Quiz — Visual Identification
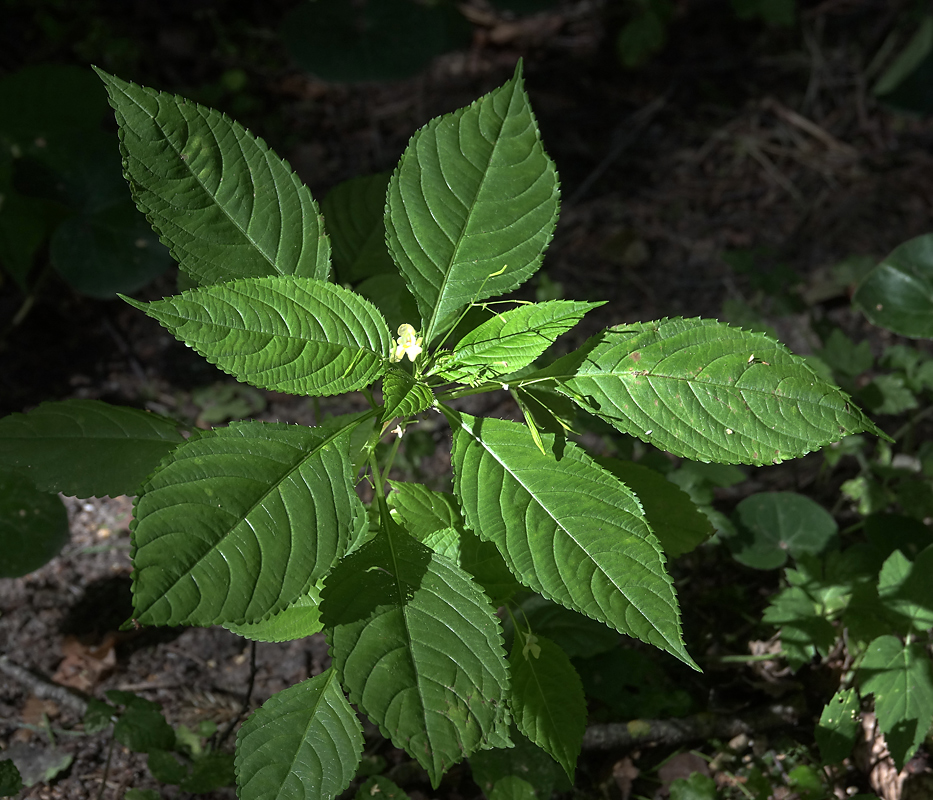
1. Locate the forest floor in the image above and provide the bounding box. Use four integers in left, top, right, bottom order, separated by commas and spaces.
3, 2, 933, 799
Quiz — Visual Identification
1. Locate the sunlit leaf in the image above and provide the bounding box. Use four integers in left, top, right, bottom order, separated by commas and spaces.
321, 519, 511, 787
448, 411, 695, 669
386, 61, 559, 343
533, 318, 880, 465
95, 68, 330, 285
123, 277, 390, 397
235, 669, 363, 800
132, 419, 364, 627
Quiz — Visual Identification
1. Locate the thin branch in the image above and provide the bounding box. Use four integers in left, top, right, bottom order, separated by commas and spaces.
0, 655, 89, 717
582, 702, 801, 751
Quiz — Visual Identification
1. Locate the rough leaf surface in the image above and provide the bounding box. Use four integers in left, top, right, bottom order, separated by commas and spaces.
448, 412, 695, 668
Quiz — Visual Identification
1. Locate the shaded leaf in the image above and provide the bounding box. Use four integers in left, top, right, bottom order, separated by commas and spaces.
877, 547, 933, 634
854, 234, 933, 339
321, 519, 511, 787
508, 633, 586, 780
595, 458, 714, 557
0, 399, 183, 498
505, 595, 618, 660
534, 318, 880, 465
816, 688, 860, 764
132, 419, 363, 627
859, 635, 933, 769
726, 492, 838, 570
323, 173, 394, 283
447, 411, 695, 669
470, 731, 562, 800
0, 471, 69, 578
235, 669, 363, 800
386, 61, 559, 343
355, 776, 411, 800
95, 68, 330, 285
123, 277, 390, 397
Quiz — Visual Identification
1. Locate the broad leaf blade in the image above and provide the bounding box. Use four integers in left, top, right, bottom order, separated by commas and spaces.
854, 234, 933, 338
386, 61, 559, 343
859, 635, 933, 769
508, 633, 586, 780
224, 582, 323, 643
448, 411, 695, 669
595, 458, 714, 558
444, 300, 603, 380
536, 318, 880, 465
382, 371, 435, 422
0, 399, 184, 498
877, 546, 933, 634
320, 519, 511, 787
132, 419, 364, 627
95, 68, 330, 285
0, 470, 69, 578
235, 668, 363, 800
389, 481, 520, 604
816, 688, 860, 764
323, 173, 394, 284
124, 277, 390, 397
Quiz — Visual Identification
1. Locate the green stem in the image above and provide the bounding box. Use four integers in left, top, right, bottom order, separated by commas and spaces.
436, 382, 502, 403
368, 450, 392, 524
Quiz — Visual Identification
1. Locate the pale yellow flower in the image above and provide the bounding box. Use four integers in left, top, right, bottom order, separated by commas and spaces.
390, 323, 423, 363
522, 632, 541, 660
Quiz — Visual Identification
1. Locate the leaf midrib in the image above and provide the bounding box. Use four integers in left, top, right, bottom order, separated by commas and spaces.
115, 81, 282, 274
424, 82, 519, 344
458, 420, 678, 646
139, 414, 373, 622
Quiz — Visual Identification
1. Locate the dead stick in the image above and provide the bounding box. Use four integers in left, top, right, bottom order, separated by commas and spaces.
0, 655, 89, 717
583, 702, 802, 751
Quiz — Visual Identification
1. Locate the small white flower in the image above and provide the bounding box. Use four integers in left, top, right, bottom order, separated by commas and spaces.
390, 323, 423, 363
522, 632, 541, 660
391, 424, 404, 438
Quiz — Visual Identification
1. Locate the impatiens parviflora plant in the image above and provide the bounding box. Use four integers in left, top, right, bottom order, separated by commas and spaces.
0, 62, 882, 799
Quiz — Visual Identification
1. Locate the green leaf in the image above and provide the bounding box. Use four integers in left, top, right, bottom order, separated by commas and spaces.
818, 329, 874, 378
858, 635, 933, 769
0, 470, 69, 578
82, 698, 114, 734
355, 273, 420, 334
147, 749, 188, 785
508, 633, 586, 780
726, 492, 838, 570
877, 547, 933, 634
323, 173, 394, 284
0, 760, 23, 797
816, 688, 860, 764
95, 68, 330, 286
382, 370, 435, 422
874, 16, 933, 96
440, 300, 604, 381
470, 730, 562, 800
0, 399, 184, 497
386, 61, 560, 343
388, 481, 520, 604
132, 419, 364, 627
110, 694, 175, 754
854, 234, 933, 338
595, 458, 714, 558
224, 582, 324, 643
320, 518, 511, 787
534, 318, 881, 465
180, 751, 236, 793
355, 776, 411, 800
670, 773, 718, 800
762, 586, 836, 670
447, 411, 696, 669
124, 791, 160, 800
235, 669, 363, 800
123, 277, 390, 397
